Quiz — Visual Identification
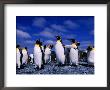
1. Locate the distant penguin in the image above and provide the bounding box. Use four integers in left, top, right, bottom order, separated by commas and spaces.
44, 44, 53, 64
68, 39, 80, 66
65, 47, 70, 65
22, 47, 28, 65
34, 40, 43, 69
55, 36, 65, 65
29, 54, 34, 63
87, 46, 94, 66
16, 45, 21, 68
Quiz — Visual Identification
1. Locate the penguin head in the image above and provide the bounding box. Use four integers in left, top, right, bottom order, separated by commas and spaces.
56, 36, 62, 41
35, 39, 42, 47
25, 47, 27, 50
87, 45, 93, 51
50, 45, 53, 49
46, 44, 53, 49
16, 44, 20, 49
68, 39, 76, 44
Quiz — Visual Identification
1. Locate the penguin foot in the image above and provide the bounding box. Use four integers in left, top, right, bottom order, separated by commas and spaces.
88, 64, 94, 67
70, 64, 78, 67
58, 63, 65, 67
20, 65, 24, 69
17, 67, 21, 70
34, 66, 39, 70
61, 64, 65, 67
41, 65, 44, 69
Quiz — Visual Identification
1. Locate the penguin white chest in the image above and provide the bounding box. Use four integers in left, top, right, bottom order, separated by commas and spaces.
87, 50, 94, 64
30, 54, 34, 63
55, 41, 65, 64
16, 49, 21, 68
44, 48, 51, 63
34, 46, 42, 68
22, 50, 28, 64
69, 48, 78, 65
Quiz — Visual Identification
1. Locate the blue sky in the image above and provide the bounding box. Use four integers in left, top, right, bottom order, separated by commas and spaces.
16, 16, 94, 54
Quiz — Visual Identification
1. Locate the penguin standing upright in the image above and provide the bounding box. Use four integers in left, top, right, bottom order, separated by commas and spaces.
67, 39, 80, 66
34, 40, 43, 69
44, 44, 53, 64
29, 54, 34, 63
87, 46, 94, 66
55, 36, 65, 65
16, 45, 21, 69
22, 47, 28, 65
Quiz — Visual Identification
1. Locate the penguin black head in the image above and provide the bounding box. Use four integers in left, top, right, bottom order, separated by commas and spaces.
35, 39, 42, 47
36, 40, 40, 44
50, 45, 53, 49
56, 36, 61, 40
25, 47, 27, 50
16, 44, 20, 48
87, 45, 93, 51
68, 39, 76, 43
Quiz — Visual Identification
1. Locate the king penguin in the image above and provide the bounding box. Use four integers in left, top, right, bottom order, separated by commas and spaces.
29, 54, 34, 63
22, 47, 28, 65
44, 44, 53, 64
55, 36, 65, 66
87, 46, 94, 66
34, 40, 43, 69
16, 45, 21, 69
68, 39, 80, 66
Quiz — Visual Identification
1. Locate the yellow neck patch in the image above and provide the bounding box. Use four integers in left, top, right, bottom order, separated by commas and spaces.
35, 44, 40, 47
22, 48, 26, 51
92, 48, 95, 51
16, 48, 19, 52
72, 43, 77, 48
57, 40, 61, 42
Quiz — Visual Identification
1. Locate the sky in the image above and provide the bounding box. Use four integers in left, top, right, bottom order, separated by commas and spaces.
16, 16, 94, 54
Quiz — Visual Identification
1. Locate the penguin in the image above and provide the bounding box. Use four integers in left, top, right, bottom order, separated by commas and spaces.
82, 50, 88, 62
16, 44, 21, 69
55, 36, 65, 66
44, 44, 53, 64
64, 47, 70, 65
34, 40, 43, 69
87, 45, 94, 66
68, 39, 80, 66
22, 47, 28, 65
29, 54, 34, 63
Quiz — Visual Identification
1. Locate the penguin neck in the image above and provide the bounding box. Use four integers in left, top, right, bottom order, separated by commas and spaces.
92, 48, 95, 51
22, 48, 26, 52
57, 39, 62, 44
72, 43, 77, 49
16, 48, 19, 52
35, 44, 40, 47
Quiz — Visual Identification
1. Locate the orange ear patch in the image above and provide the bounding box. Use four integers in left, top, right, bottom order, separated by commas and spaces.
72, 44, 77, 48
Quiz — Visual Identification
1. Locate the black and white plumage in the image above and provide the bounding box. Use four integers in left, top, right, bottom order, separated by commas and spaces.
65, 39, 80, 66
22, 47, 28, 65
34, 40, 43, 69
87, 46, 94, 65
55, 36, 65, 65
16, 45, 21, 68
29, 54, 34, 63
44, 45, 53, 64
